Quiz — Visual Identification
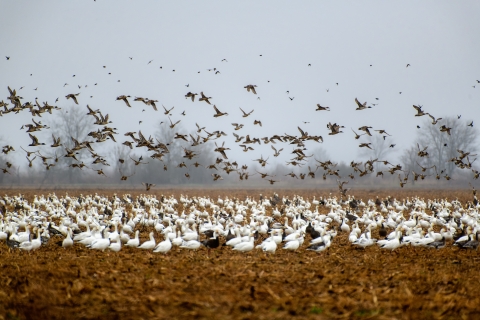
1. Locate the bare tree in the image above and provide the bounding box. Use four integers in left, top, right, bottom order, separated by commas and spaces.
358, 134, 396, 170
42, 108, 96, 183
416, 116, 478, 176
147, 122, 216, 185
112, 144, 136, 185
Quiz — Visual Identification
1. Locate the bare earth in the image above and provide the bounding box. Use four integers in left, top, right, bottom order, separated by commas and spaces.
0, 188, 479, 320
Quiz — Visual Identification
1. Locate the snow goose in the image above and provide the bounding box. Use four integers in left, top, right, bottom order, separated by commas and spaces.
348, 230, 358, 243
340, 219, 350, 233
232, 233, 254, 252
225, 228, 242, 247
153, 235, 172, 254
180, 237, 201, 250
352, 236, 376, 248
379, 230, 402, 251
125, 230, 140, 248
19, 234, 35, 252
307, 238, 331, 253
90, 238, 110, 251
425, 228, 442, 241
119, 229, 131, 244
0, 229, 7, 241
256, 230, 279, 249
411, 233, 435, 247
31, 229, 42, 250
62, 228, 74, 248
262, 237, 277, 254
138, 232, 156, 250
283, 233, 302, 251
108, 235, 122, 252
283, 217, 295, 235
172, 231, 183, 246
283, 230, 302, 242
73, 224, 92, 242
182, 223, 198, 241
154, 219, 165, 233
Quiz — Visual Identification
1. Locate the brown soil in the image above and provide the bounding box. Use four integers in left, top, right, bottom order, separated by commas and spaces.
0, 188, 479, 320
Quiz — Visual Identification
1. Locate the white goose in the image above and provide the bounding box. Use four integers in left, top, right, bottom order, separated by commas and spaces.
379, 230, 402, 251
125, 230, 140, 247
108, 235, 122, 252
62, 228, 74, 248
138, 232, 156, 250
232, 233, 254, 252
153, 236, 172, 254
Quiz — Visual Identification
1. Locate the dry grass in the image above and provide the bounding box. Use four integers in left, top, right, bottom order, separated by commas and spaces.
0, 188, 479, 320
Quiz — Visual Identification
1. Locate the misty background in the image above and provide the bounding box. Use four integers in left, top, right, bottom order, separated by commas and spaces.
0, 1, 479, 188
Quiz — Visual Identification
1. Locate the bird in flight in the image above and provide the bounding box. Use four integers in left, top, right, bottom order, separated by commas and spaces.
65, 93, 80, 105
199, 92, 212, 104
116, 95, 131, 107
358, 126, 373, 136
240, 107, 254, 117
355, 98, 371, 110
185, 92, 198, 102
244, 84, 257, 94
162, 105, 174, 115
142, 182, 155, 191
413, 105, 427, 117
168, 116, 181, 129
351, 128, 364, 140
316, 104, 330, 111
213, 105, 228, 117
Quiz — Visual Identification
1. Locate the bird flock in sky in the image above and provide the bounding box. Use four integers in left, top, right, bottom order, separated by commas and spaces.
1, 56, 479, 192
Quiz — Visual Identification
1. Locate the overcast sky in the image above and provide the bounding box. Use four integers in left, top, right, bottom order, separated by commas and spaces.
1, 1, 479, 169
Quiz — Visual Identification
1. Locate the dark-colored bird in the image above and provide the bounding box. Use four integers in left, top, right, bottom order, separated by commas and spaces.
142, 182, 155, 191
213, 105, 228, 117
199, 92, 212, 104
355, 98, 371, 110
316, 104, 330, 111
244, 84, 257, 94
65, 93, 80, 105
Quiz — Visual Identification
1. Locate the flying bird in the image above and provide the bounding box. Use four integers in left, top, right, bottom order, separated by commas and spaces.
316, 104, 330, 111
358, 126, 373, 136
244, 84, 257, 94
162, 105, 174, 115
65, 93, 80, 105
213, 105, 228, 117
185, 92, 197, 102
240, 107, 254, 117
199, 92, 212, 104
142, 182, 155, 191
355, 98, 371, 110
413, 105, 427, 117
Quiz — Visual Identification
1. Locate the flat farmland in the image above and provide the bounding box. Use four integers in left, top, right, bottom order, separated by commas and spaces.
0, 188, 479, 320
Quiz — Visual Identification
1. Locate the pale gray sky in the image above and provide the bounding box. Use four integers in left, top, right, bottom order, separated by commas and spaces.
1, 1, 480, 168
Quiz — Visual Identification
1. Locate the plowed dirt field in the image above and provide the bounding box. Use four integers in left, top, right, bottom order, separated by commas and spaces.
0, 188, 479, 320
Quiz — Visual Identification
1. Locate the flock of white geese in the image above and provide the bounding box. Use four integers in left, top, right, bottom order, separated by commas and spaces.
1, 192, 479, 254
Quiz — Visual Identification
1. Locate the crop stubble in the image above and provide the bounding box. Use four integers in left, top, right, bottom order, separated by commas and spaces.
0, 188, 479, 320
